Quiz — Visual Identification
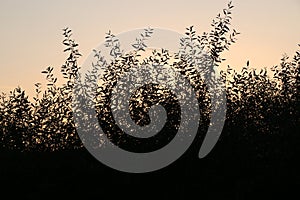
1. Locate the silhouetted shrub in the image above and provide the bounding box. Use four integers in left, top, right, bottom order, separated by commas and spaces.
0, 2, 299, 160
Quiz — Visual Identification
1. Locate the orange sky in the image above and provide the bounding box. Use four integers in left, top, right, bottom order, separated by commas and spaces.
0, 0, 299, 97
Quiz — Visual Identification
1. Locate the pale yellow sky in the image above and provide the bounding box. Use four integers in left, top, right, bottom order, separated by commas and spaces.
0, 0, 299, 97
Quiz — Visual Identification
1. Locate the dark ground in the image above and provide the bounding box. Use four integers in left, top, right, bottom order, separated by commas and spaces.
1, 135, 299, 200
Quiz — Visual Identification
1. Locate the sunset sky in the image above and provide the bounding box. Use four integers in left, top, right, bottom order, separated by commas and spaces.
0, 0, 299, 97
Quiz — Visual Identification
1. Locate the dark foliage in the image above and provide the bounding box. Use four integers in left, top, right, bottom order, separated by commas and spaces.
0, 2, 299, 163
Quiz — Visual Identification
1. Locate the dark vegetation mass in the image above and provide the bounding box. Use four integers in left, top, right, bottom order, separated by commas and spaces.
0, 2, 299, 157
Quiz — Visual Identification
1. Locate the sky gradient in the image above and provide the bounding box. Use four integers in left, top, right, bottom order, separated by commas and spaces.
0, 0, 299, 97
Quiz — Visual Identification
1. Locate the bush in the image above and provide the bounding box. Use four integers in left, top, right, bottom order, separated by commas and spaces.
0, 2, 299, 158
